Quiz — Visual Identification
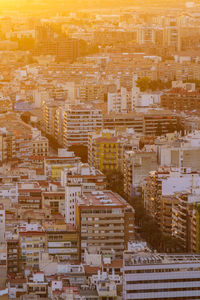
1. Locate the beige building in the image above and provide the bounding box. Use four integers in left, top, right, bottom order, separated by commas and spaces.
18, 223, 46, 270
76, 190, 135, 261
63, 105, 103, 147
0, 129, 16, 162
124, 150, 157, 198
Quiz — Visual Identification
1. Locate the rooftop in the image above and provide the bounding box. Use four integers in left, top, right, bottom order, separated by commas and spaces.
79, 190, 133, 209
124, 252, 200, 267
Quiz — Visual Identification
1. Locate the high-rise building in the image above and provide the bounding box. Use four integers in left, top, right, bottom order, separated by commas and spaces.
63, 105, 103, 147
123, 249, 200, 300
76, 190, 135, 260
7, 239, 20, 275
124, 150, 157, 198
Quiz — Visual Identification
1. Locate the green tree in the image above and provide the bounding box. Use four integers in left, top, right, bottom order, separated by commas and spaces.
136, 77, 151, 92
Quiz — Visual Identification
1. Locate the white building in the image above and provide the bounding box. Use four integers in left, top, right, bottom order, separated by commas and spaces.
0, 204, 5, 242
172, 80, 196, 91
108, 87, 131, 113
0, 183, 18, 203
136, 26, 156, 44
61, 163, 106, 192
158, 131, 200, 170
135, 92, 161, 108
63, 105, 103, 147
65, 184, 82, 225
123, 250, 200, 300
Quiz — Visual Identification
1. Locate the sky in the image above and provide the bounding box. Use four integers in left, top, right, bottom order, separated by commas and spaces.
0, 0, 187, 10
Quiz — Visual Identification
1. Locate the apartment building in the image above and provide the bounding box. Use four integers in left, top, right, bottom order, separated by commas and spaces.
26, 273, 48, 298
18, 223, 46, 270
103, 111, 177, 135
88, 130, 124, 173
124, 150, 157, 198
54, 106, 64, 145
107, 87, 135, 113
44, 150, 81, 180
190, 202, 200, 253
136, 26, 156, 45
0, 204, 5, 242
158, 131, 200, 170
61, 163, 107, 192
163, 25, 181, 51
161, 89, 200, 111
123, 250, 200, 300
78, 84, 105, 102
170, 191, 200, 252
63, 105, 103, 147
15, 131, 32, 161
159, 145, 200, 170
103, 113, 144, 133
18, 183, 42, 209
42, 192, 65, 215
43, 221, 80, 262
143, 167, 200, 233
7, 239, 20, 275
0, 129, 16, 162
172, 80, 196, 91
144, 113, 177, 135
158, 60, 200, 82
43, 102, 58, 136
32, 136, 48, 157
65, 184, 82, 226
76, 190, 135, 260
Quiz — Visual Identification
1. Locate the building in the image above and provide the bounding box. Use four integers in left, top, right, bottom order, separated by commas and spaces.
18, 223, 46, 270
43, 221, 80, 262
88, 130, 124, 173
171, 192, 200, 252
7, 239, 20, 275
172, 80, 196, 91
56, 38, 79, 63
103, 111, 177, 135
75, 190, 135, 260
136, 26, 156, 45
161, 89, 200, 111
107, 87, 134, 114
63, 105, 103, 147
27, 272, 48, 298
65, 184, 82, 226
124, 150, 157, 198
158, 131, 200, 170
61, 163, 107, 192
31, 129, 49, 157
78, 84, 105, 103
163, 17, 181, 51
0, 129, 16, 162
44, 149, 81, 180
0, 204, 5, 242
42, 192, 65, 215
18, 183, 42, 210
123, 250, 200, 300
143, 167, 200, 232
43, 102, 58, 137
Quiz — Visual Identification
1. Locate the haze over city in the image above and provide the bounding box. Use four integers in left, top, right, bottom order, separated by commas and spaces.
0, 0, 200, 299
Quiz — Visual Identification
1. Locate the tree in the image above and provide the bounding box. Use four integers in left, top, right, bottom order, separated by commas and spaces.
136, 77, 151, 92
105, 170, 125, 197
131, 195, 185, 253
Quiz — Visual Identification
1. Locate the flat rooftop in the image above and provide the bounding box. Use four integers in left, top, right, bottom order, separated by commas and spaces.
124, 252, 200, 267
79, 190, 132, 209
